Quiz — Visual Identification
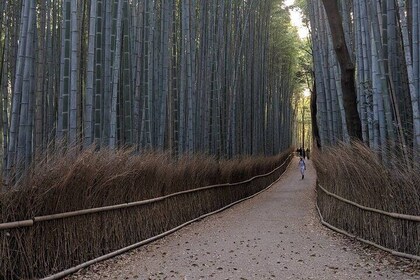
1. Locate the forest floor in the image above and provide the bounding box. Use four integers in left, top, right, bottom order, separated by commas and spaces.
68, 157, 419, 280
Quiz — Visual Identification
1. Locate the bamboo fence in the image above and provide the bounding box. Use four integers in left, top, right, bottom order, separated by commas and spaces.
0, 154, 292, 279
317, 184, 420, 260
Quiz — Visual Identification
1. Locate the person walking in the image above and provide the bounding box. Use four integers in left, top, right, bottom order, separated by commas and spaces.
298, 157, 306, 179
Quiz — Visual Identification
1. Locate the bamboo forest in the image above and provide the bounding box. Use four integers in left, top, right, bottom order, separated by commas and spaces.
308, 0, 420, 161
0, 0, 301, 185
0, 0, 419, 279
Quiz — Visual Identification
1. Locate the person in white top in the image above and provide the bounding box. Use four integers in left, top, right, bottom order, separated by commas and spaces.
298, 157, 306, 179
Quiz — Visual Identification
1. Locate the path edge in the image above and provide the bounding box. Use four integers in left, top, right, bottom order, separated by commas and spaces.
42, 159, 294, 280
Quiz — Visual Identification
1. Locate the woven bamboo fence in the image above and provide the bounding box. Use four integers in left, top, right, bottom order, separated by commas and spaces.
317, 184, 420, 260
0, 154, 292, 279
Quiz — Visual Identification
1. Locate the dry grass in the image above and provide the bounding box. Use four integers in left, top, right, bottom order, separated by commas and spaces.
0, 148, 292, 279
314, 142, 420, 256
1, 148, 290, 221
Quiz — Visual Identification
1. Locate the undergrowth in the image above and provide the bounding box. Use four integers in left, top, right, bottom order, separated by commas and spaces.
314, 142, 419, 257
0, 148, 292, 279
314, 142, 420, 215
0, 148, 292, 223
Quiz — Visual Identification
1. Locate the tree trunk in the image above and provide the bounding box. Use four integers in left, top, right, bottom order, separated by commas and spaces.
396, 0, 420, 158
321, 0, 363, 141
6, 0, 31, 183
69, 0, 79, 146
84, 0, 97, 148
109, 0, 123, 149
310, 81, 322, 148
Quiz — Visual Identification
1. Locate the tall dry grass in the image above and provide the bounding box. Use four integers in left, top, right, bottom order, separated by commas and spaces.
314, 142, 419, 215
0, 148, 292, 279
1, 148, 290, 222
314, 142, 419, 256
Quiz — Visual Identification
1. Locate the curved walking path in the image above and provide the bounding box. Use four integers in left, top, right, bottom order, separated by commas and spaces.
69, 158, 418, 280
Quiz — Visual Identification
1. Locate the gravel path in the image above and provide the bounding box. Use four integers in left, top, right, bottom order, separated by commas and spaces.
69, 157, 419, 280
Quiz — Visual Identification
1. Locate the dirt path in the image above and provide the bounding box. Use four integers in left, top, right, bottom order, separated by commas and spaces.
69, 157, 418, 280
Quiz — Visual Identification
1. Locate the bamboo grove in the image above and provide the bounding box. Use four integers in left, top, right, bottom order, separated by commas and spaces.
0, 0, 300, 185
307, 0, 420, 162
